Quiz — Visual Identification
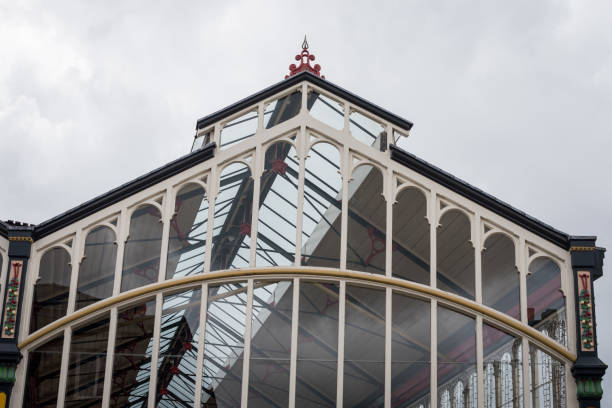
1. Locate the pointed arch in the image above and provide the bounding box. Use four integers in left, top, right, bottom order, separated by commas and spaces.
76, 225, 116, 310
482, 232, 520, 320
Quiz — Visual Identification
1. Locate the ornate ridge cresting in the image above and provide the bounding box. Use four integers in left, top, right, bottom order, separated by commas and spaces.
285, 35, 325, 79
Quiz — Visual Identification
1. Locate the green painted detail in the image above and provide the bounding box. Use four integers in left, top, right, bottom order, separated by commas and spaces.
576, 377, 603, 399
0, 365, 16, 383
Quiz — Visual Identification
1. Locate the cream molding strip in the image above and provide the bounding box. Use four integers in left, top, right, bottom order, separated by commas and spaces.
18, 267, 576, 362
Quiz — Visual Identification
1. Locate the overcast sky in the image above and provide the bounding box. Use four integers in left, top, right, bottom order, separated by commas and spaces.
1, 0, 611, 403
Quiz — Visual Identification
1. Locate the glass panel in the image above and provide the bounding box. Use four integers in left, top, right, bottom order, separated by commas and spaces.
77, 226, 116, 310
248, 280, 293, 407
437, 210, 475, 300
308, 91, 344, 130
156, 288, 202, 406
110, 299, 156, 407
528, 344, 566, 408
483, 234, 520, 320
437, 306, 477, 408
65, 313, 111, 407
121, 205, 163, 292
301, 142, 342, 268
346, 165, 386, 274
202, 282, 248, 407
295, 281, 339, 407
166, 184, 208, 279
527, 258, 566, 346
263, 90, 302, 129
256, 141, 299, 267
23, 334, 63, 407
483, 324, 523, 408
220, 111, 258, 149
192, 131, 212, 152
392, 188, 430, 284
392, 292, 430, 407
344, 285, 385, 407
30, 247, 71, 333
211, 163, 254, 271
349, 110, 385, 148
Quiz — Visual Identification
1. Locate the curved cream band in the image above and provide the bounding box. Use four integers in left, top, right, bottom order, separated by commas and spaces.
19, 267, 576, 362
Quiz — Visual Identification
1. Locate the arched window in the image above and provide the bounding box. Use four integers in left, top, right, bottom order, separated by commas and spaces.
437, 210, 475, 300
166, 183, 208, 279
346, 164, 386, 274
527, 257, 566, 345
30, 247, 71, 333
301, 142, 342, 268
76, 226, 116, 310
121, 205, 163, 292
211, 162, 253, 271
482, 233, 520, 319
256, 141, 299, 266
392, 187, 430, 284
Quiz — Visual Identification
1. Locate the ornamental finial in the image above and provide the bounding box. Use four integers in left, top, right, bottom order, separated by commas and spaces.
285, 35, 324, 79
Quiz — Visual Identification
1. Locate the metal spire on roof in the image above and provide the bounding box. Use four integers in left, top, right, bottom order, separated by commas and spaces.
285, 35, 324, 79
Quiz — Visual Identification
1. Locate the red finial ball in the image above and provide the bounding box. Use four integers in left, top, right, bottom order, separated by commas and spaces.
285, 36, 324, 79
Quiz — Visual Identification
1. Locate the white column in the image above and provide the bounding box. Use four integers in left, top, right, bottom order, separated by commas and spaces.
476, 315, 484, 408
101, 308, 117, 408
294, 125, 307, 266
56, 328, 71, 408
340, 146, 349, 270
194, 283, 208, 407
336, 281, 346, 407
385, 170, 393, 277
250, 148, 262, 267
113, 208, 128, 296
474, 214, 482, 304
431, 300, 438, 408
240, 279, 254, 407
288, 278, 300, 408
384, 287, 392, 408
147, 293, 162, 408
157, 188, 172, 281
430, 192, 438, 288
204, 166, 217, 273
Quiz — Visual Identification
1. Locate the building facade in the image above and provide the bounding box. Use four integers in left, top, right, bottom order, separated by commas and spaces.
0, 43, 606, 407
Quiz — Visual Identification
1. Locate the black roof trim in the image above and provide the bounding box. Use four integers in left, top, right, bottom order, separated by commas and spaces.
33, 143, 216, 240
390, 144, 571, 250
196, 71, 413, 132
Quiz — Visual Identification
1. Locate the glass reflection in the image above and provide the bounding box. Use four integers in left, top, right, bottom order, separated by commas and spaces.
437, 306, 477, 408
527, 258, 566, 346
392, 292, 430, 407
24, 334, 64, 407
121, 205, 163, 292
77, 226, 116, 310
248, 281, 293, 407
392, 188, 430, 284
220, 111, 258, 150
344, 285, 385, 407
437, 210, 475, 300
301, 142, 342, 269
30, 247, 71, 333
65, 313, 110, 407
156, 288, 202, 406
263, 91, 302, 129
110, 299, 156, 407
483, 324, 523, 408
166, 184, 208, 279
211, 163, 253, 271
308, 92, 344, 130
349, 110, 385, 148
346, 165, 386, 274
256, 142, 299, 267
482, 234, 520, 320
295, 282, 339, 407
529, 344, 565, 408
202, 282, 248, 407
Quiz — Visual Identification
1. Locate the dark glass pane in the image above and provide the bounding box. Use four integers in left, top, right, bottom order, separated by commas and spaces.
263, 91, 302, 129
295, 282, 339, 407
256, 141, 298, 267
483, 324, 523, 408
248, 281, 293, 407
65, 313, 111, 407
344, 285, 385, 407
121, 205, 163, 292
202, 282, 248, 407
156, 288, 202, 406
23, 334, 63, 407
346, 165, 386, 274
437, 306, 477, 408
301, 142, 342, 269
30, 247, 71, 333
527, 258, 566, 346
211, 163, 253, 271
110, 299, 156, 407
77, 226, 116, 310
483, 234, 520, 320
392, 188, 430, 284
437, 210, 475, 300
166, 184, 208, 279
528, 343, 565, 408
392, 292, 430, 408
